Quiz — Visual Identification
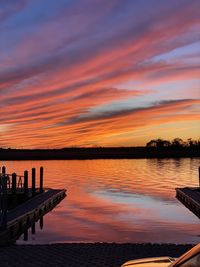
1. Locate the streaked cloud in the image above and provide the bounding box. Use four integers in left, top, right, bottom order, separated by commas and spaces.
0, 0, 199, 148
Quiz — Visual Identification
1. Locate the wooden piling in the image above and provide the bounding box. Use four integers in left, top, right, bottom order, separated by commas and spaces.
31, 223, 36, 234
32, 168, 36, 196
2, 166, 6, 174
40, 166, 44, 193
40, 217, 43, 230
0, 175, 8, 229
24, 229, 28, 241
199, 166, 200, 187
24, 170, 28, 196
12, 173, 17, 195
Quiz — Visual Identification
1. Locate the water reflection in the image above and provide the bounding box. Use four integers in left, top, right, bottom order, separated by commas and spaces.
1, 158, 199, 244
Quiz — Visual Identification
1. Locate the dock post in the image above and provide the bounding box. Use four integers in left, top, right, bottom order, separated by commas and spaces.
31, 223, 36, 234
24, 170, 28, 196
12, 173, 17, 195
40, 216, 44, 230
199, 166, 200, 188
24, 229, 28, 241
2, 166, 6, 174
0, 174, 8, 229
11, 173, 17, 208
32, 168, 36, 196
40, 167, 44, 193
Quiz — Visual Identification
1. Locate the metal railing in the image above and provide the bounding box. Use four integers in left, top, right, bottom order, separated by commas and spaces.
0, 166, 44, 229
0, 173, 24, 193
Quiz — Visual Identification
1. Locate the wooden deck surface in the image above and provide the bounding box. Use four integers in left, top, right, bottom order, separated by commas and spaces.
8, 189, 66, 224
176, 187, 200, 219
177, 187, 200, 204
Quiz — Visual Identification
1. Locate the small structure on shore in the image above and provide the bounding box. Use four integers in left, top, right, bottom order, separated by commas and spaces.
176, 167, 200, 219
0, 166, 66, 246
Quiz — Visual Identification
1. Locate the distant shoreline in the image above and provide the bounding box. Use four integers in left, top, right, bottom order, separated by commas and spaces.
0, 147, 199, 160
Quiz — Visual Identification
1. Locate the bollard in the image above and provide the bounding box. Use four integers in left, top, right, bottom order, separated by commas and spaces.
24, 170, 28, 196
40, 167, 44, 193
12, 173, 17, 195
32, 168, 36, 196
0, 174, 8, 229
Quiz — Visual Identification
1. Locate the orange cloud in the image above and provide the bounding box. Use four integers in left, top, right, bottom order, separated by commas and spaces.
1, 1, 200, 148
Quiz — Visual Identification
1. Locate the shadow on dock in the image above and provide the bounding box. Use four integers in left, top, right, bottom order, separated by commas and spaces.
0, 166, 66, 246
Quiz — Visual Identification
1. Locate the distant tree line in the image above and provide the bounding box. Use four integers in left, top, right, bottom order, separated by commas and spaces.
146, 138, 200, 148
0, 141, 200, 159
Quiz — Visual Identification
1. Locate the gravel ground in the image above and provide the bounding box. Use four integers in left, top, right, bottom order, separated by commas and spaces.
0, 243, 194, 267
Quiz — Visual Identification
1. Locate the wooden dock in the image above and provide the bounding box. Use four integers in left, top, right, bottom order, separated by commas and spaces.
0, 166, 66, 246
176, 187, 200, 219
0, 188, 66, 246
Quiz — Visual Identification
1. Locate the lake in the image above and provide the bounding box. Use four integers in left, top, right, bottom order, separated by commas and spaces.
2, 158, 200, 244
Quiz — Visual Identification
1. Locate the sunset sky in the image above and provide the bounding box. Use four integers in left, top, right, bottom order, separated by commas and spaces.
0, 0, 200, 148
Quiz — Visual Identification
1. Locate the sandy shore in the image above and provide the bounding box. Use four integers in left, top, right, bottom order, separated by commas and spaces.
0, 243, 194, 267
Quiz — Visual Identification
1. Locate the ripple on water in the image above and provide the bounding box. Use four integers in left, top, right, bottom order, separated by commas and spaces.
2, 158, 200, 244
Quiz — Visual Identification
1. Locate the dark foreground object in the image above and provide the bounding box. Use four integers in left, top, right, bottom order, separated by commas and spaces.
176, 187, 200, 219
0, 243, 194, 267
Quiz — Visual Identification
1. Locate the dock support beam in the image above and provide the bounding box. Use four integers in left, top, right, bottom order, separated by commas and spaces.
2, 166, 6, 175
0, 175, 8, 229
40, 217, 43, 229
31, 223, 36, 234
199, 166, 200, 188
40, 167, 44, 193
24, 229, 28, 241
12, 173, 17, 195
32, 168, 36, 196
24, 170, 28, 196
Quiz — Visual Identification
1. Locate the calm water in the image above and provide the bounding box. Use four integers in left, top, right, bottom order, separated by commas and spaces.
2, 158, 200, 244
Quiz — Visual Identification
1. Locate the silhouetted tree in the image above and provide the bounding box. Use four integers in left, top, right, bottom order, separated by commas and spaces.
146, 137, 200, 149
162, 140, 171, 147
146, 140, 157, 147
146, 138, 170, 148
187, 138, 198, 148
171, 138, 184, 147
